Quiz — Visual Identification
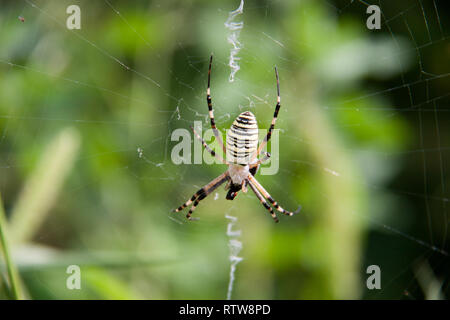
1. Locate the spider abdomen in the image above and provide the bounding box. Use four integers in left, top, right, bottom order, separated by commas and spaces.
226, 111, 258, 164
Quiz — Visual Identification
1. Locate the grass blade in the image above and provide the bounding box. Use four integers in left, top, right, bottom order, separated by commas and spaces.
9, 127, 80, 244
0, 193, 23, 299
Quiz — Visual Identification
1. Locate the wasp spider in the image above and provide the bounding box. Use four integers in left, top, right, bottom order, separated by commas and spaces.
174, 55, 301, 222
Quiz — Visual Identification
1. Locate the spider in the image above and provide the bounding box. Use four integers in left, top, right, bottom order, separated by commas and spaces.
174, 55, 301, 223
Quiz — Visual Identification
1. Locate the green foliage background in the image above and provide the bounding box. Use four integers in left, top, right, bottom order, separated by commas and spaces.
0, 0, 449, 299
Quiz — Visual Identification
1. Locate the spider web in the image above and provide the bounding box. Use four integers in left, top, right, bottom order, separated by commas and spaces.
0, 0, 449, 299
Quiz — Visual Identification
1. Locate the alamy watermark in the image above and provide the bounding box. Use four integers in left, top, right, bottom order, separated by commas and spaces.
366, 5, 381, 30
66, 264, 81, 290
170, 121, 280, 175
66, 5, 81, 30
366, 265, 381, 290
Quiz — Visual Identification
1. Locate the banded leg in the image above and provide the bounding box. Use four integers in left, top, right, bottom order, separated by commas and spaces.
252, 67, 281, 161
250, 152, 271, 170
241, 180, 248, 193
206, 55, 227, 155
173, 172, 229, 220
190, 125, 227, 164
247, 179, 279, 223
248, 174, 301, 216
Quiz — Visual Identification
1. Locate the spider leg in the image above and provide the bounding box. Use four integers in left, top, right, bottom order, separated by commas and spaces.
190, 125, 227, 164
248, 175, 301, 216
252, 67, 281, 161
241, 180, 248, 193
247, 178, 279, 223
207, 55, 227, 155
249, 152, 271, 170
173, 172, 229, 220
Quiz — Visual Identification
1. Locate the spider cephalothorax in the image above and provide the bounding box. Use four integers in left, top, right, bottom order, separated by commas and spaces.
174, 55, 301, 222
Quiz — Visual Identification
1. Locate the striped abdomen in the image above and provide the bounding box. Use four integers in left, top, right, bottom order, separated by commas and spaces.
226, 111, 258, 164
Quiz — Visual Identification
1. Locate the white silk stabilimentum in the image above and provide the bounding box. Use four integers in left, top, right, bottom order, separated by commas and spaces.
225, 213, 243, 300
224, 0, 244, 82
